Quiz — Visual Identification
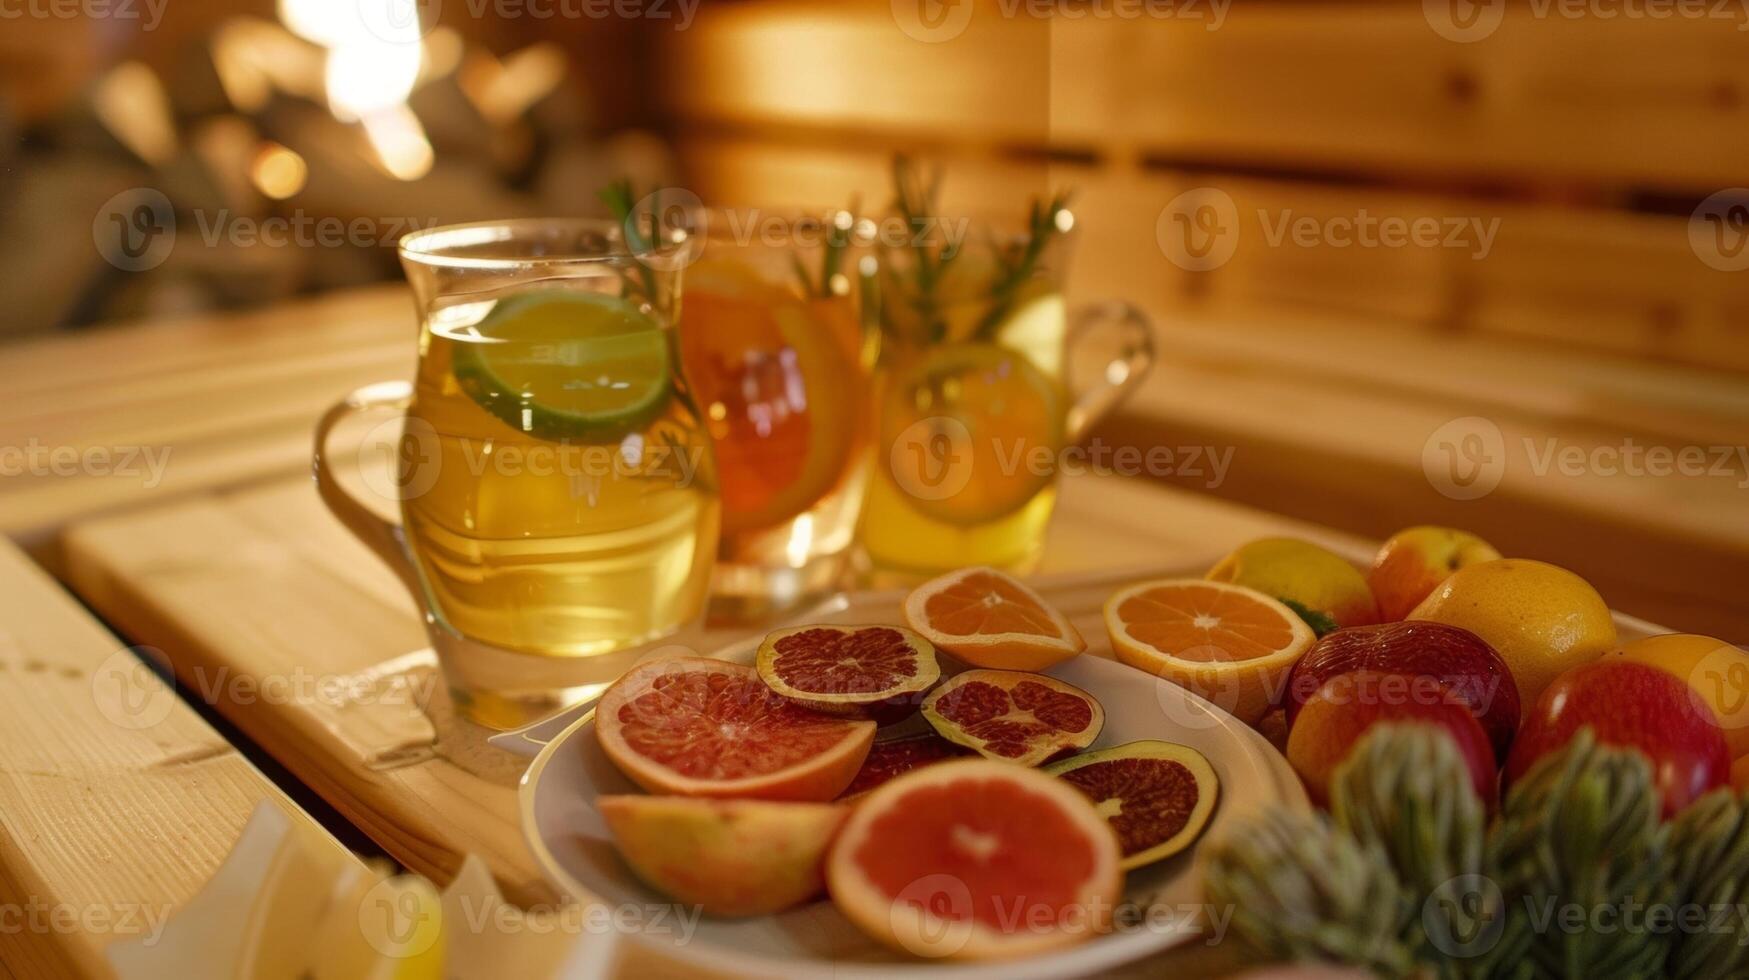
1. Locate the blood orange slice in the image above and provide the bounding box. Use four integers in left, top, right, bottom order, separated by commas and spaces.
827, 758, 1121, 960
921, 669, 1104, 767
595, 657, 874, 801
1104, 578, 1315, 726
755, 625, 940, 719
1044, 740, 1219, 870
904, 566, 1086, 672
839, 732, 968, 799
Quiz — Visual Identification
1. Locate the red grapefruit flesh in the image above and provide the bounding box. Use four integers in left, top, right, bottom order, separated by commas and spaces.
839, 732, 969, 799
756, 625, 940, 719
921, 669, 1104, 767
598, 795, 848, 918
1044, 740, 1219, 870
596, 657, 875, 801
827, 759, 1122, 960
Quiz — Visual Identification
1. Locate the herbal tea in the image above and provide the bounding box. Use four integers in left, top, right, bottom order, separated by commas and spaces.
401, 288, 719, 657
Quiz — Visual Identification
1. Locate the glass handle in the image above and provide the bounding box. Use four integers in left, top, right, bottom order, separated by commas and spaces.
1063, 300, 1156, 443
311, 380, 425, 602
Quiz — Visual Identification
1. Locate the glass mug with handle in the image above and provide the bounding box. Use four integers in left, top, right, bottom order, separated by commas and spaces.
314, 219, 720, 729
860, 203, 1155, 575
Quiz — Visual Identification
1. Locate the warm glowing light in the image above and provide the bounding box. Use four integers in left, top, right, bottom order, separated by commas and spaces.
360, 105, 434, 181
277, 0, 424, 120
93, 62, 177, 165
250, 142, 308, 199
460, 43, 565, 124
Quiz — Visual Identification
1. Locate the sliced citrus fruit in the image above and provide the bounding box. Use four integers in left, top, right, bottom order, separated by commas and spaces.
595, 657, 874, 801
826, 758, 1121, 961
1104, 578, 1315, 727
597, 795, 848, 918
755, 625, 940, 720
879, 341, 1064, 527
679, 257, 865, 535
904, 566, 1085, 672
453, 289, 672, 444
1044, 740, 1219, 870
839, 732, 968, 800
921, 669, 1103, 767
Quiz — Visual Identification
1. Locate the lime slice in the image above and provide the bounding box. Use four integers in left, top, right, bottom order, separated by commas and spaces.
452, 290, 671, 443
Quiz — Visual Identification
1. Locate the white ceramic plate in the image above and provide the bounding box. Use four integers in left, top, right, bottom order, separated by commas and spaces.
512, 576, 1310, 980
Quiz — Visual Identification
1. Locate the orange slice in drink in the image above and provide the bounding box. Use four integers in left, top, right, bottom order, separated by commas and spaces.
904, 566, 1086, 672
1104, 579, 1315, 726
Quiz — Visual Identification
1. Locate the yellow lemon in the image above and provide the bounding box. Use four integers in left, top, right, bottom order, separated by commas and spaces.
1207, 537, 1380, 633
1614, 633, 1749, 758
1408, 558, 1616, 716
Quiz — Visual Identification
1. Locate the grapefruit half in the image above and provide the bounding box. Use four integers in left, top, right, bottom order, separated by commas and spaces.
595, 657, 875, 801
827, 759, 1122, 960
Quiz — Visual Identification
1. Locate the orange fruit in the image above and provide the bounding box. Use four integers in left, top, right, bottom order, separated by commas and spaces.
903, 566, 1085, 671
679, 257, 865, 536
878, 341, 1064, 527
595, 657, 874, 801
826, 759, 1121, 960
1104, 579, 1316, 726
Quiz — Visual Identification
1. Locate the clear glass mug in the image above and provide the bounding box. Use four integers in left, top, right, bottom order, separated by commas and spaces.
859, 208, 1155, 575
313, 219, 720, 729
668, 206, 878, 621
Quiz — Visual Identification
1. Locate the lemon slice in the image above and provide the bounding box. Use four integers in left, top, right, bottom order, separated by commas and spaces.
453, 290, 671, 443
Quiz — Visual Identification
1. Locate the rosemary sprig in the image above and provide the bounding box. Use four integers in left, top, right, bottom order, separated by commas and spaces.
888, 154, 959, 344
596, 179, 659, 303
791, 199, 860, 299
971, 189, 1073, 340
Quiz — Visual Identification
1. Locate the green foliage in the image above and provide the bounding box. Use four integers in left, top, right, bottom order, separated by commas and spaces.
1664, 789, 1749, 980
1486, 729, 1672, 980
1279, 597, 1341, 638
1205, 809, 1419, 975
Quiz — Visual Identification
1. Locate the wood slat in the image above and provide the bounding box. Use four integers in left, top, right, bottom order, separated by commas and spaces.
0, 538, 355, 979
664, 0, 1749, 191
0, 287, 416, 544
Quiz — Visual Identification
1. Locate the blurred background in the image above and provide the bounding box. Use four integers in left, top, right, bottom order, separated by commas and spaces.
1, 0, 1745, 633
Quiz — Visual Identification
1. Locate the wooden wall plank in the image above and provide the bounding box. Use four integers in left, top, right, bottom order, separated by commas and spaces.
664, 0, 1749, 191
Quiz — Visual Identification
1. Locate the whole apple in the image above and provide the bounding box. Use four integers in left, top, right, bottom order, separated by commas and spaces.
1506, 660, 1731, 819
1369, 526, 1501, 622
1287, 669, 1498, 807
1284, 622, 1520, 759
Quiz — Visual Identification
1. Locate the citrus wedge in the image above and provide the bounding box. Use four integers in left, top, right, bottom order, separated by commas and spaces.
755, 625, 940, 720
904, 566, 1085, 672
453, 289, 672, 443
1104, 579, 1315, 726
596, 657, 875, 801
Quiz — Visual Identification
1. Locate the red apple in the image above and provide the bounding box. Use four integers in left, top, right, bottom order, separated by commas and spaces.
1287, 669, 1498, 807
1507, 660, 1730, 819
1284, 622, 1520, 760
1369, 526, 1501, 622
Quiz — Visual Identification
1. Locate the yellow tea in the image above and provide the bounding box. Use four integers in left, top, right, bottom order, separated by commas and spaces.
401, 288, 719, 657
